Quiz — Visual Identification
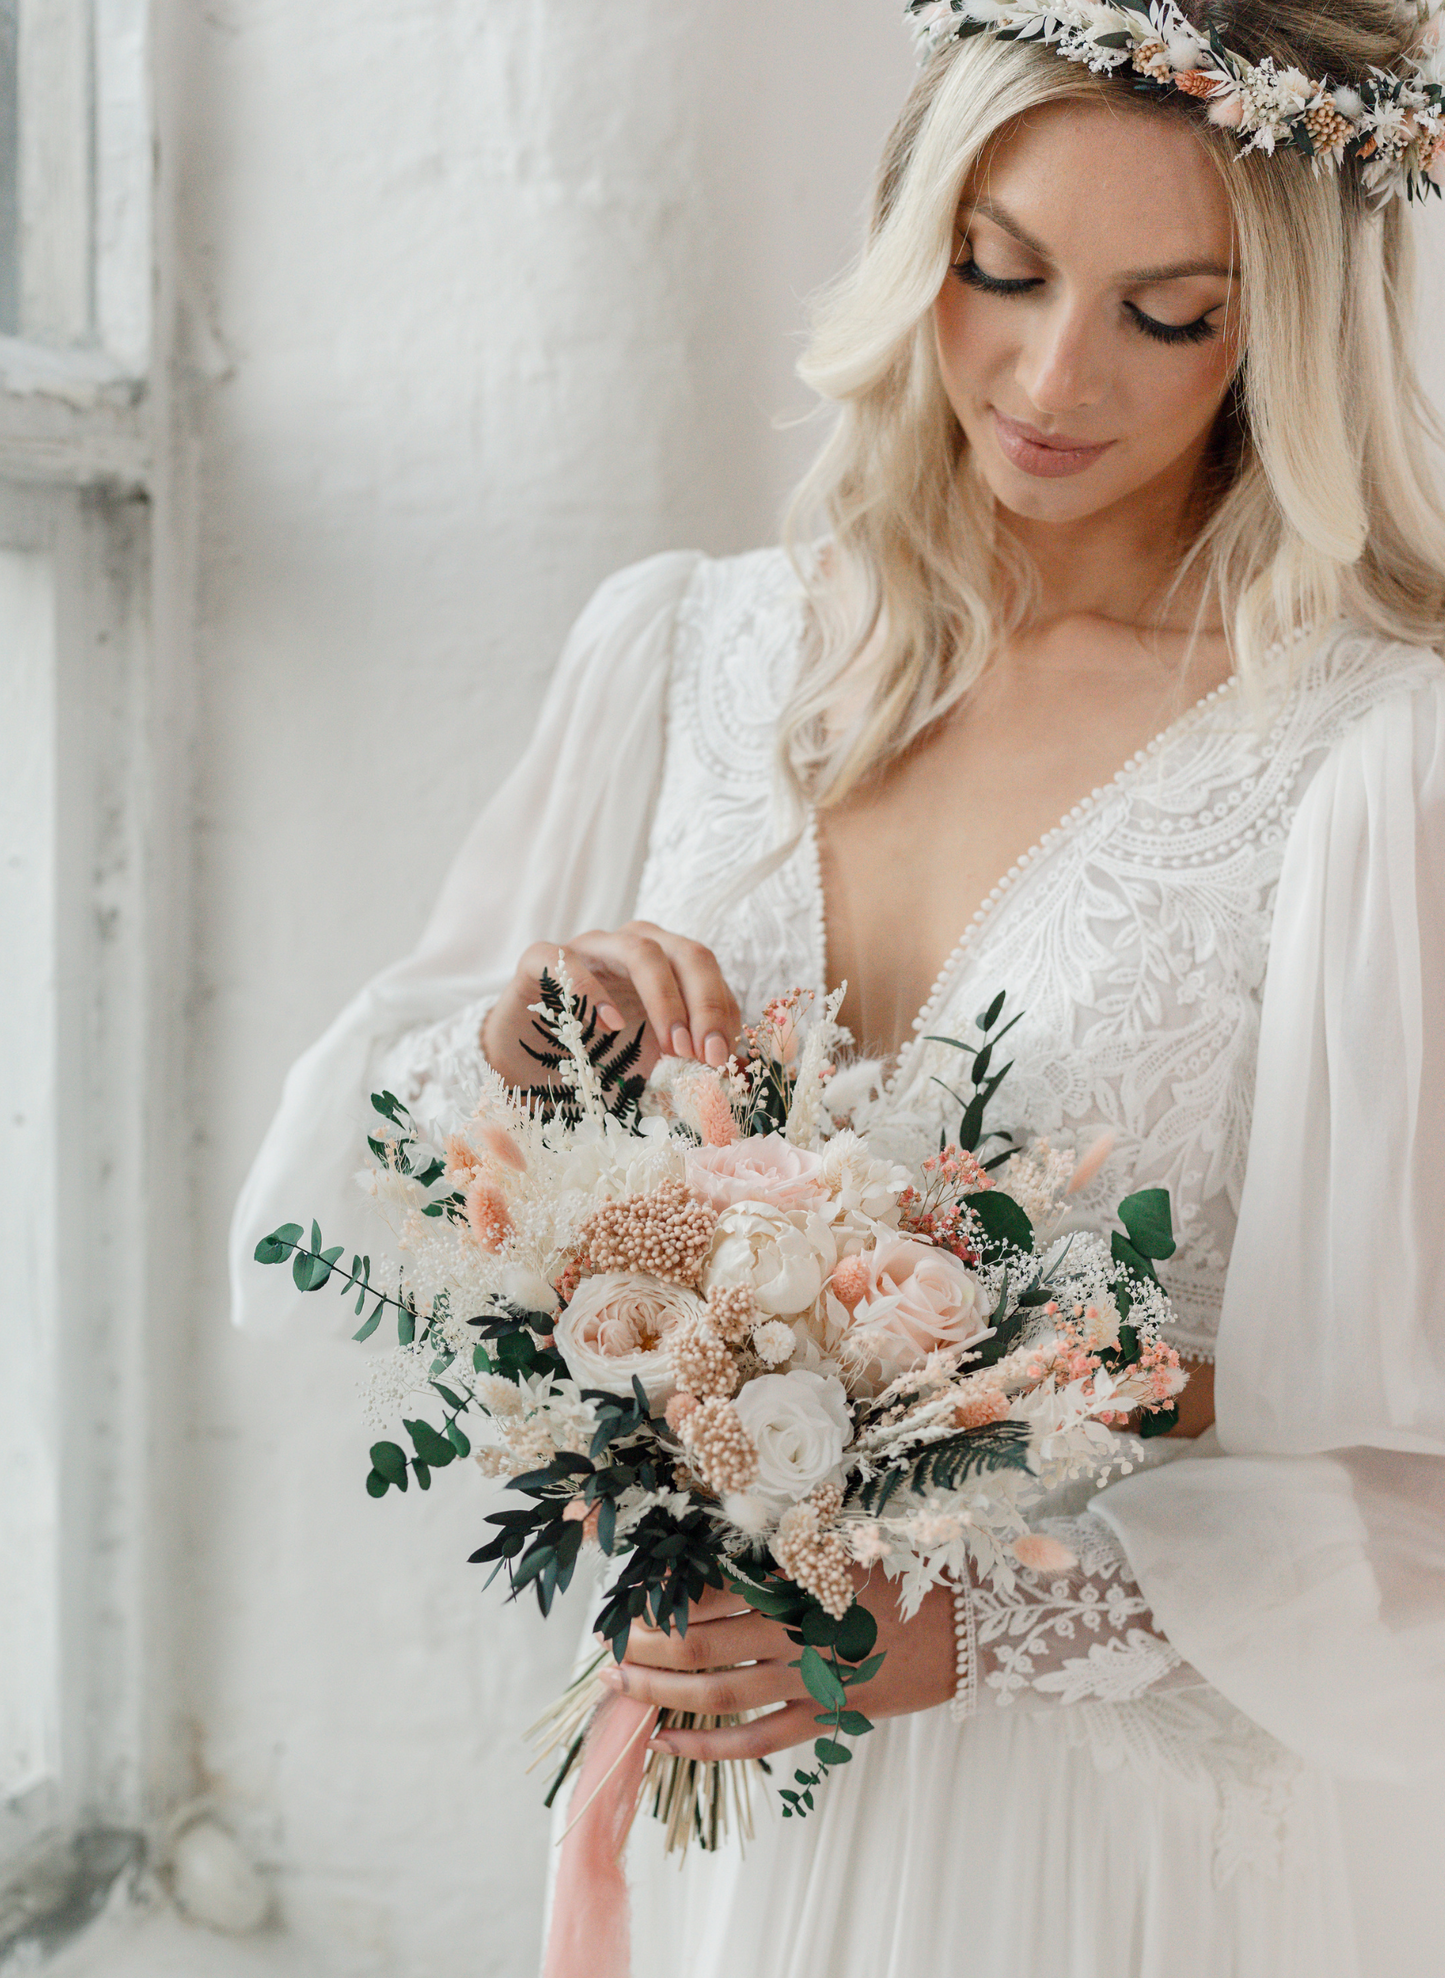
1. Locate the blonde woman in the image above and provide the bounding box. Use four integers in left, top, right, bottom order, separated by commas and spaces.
234, 3, 1445, 1973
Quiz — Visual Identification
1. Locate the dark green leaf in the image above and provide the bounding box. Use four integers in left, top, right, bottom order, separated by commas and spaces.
370, 1440, 409, 1486
834, 1604, 878, 1663
1138, 1404, 1180, 1439
844, 1653, 886, 1686
413, 1460, 431, 1490
1111, 1231, 1158, 1283
1118, 1188, 1176, 1261
966, 1190, 1034, 1254
404, 1418, 456, 1467
834, 1709, 873, 1737
254, 1223, 303, 1265
365, 1469, 389, 1498
980, 991, 1006, 1030
813, 1739, 852, 1766
445, 1420, 471, 1457
798, 1646, 847, 1711
800, 1607, 840, 1648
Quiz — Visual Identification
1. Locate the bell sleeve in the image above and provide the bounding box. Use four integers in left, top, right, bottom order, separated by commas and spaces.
228, 550, 702, 1336
1093, 666, 1445, 1783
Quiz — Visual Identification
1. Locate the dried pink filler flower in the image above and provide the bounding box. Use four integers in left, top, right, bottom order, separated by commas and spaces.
952, 1385, 1009, 1431
465, 1176, 513, 1252
1067, 1129, 1116, 1196
827, 1256, 871, 1313
682, 1398, 758, 1494
444, 1133, 484, 1182
664, 1393, 700, 1434
705, 1285, 757, 1345
581, 1180, 717, 1288
1013, 1535, 1078, 1575
668, 1318, 739, 1400
772, 1497, 854, 1620
477, 1121, 528, 1173
678, 1066, 738, 1148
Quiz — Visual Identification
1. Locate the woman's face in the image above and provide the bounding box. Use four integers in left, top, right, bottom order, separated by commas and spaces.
934, 98, 1241, 528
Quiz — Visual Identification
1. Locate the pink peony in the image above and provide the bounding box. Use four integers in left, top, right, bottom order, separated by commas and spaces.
843, 1235, 991, 1388
685, 1132, 829, 1213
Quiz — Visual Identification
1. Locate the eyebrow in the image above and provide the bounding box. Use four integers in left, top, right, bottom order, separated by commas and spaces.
967, 197, 1234, 284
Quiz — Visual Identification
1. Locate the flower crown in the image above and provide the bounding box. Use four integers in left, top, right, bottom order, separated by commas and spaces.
907, 1, 1445, 203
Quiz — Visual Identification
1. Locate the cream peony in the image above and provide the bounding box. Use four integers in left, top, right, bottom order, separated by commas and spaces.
685, 1132, 828, 1212
702, 1203, 837, 1317
818, 1131, 911, 1230
553, 1271, 704, 1405
732, 1369, 852, 1509
841, 1236, 991, 1389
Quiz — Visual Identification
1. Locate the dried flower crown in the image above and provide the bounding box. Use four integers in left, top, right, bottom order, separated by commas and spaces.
907, 0, 1445, 203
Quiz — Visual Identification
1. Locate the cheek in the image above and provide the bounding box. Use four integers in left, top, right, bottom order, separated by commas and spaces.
932, 286, 1004, 402
1126, 342, 1236, 453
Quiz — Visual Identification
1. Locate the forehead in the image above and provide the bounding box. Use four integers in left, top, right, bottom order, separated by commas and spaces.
967, 97, 1236, 266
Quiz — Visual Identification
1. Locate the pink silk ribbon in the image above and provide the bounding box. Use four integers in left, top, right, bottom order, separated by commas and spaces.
542, 1689, 657, 1978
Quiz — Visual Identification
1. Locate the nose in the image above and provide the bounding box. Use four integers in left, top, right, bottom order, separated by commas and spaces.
1015, 297, 1107, 419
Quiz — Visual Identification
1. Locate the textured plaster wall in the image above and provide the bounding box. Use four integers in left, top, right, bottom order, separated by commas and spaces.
177, 6, 912, 1976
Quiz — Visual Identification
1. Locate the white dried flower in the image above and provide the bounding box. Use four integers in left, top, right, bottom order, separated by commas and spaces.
750, 1318, 796, 1367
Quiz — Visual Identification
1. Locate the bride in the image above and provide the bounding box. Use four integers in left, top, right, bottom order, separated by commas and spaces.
233, 4, 1445, 1974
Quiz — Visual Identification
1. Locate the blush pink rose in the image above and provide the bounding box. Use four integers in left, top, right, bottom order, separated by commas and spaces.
842, 1236, 991, 1388
685, 1132, 828, 1213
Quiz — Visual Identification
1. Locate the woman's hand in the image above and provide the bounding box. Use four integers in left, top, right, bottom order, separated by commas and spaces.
480, 921, 742, 1091
606, 1579, 957, 1762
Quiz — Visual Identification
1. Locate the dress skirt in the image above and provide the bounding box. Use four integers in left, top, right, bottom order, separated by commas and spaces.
622, 1695, 1357, 1978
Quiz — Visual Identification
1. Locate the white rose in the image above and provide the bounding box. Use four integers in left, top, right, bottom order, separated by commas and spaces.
842, 1236, 992, 1392
818, 1132, 911, 1230
732, 1369, 852, 1508
701, 1203, 837, 1317
554, 1272, 704, 1406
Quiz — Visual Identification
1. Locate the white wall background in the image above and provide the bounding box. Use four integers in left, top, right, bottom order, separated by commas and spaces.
163, 7, 912, 1976
38, 5, 1445, 1973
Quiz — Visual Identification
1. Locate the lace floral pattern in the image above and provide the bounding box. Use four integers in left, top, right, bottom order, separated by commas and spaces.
964, 1515, 1184, 1713
634, 549, 1442, 1361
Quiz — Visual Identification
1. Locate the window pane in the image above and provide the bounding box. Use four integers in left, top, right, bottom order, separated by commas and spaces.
0, 545, 59, 1815
0, 3, 16, 336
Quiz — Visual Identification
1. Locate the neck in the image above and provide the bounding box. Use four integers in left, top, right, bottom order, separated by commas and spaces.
998, 444, 1215, 634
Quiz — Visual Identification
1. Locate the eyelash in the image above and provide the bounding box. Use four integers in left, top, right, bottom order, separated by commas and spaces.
953, 255, 1220, 348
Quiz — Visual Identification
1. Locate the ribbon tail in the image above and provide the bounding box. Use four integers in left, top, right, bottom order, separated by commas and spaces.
542, 1690, 656, 1978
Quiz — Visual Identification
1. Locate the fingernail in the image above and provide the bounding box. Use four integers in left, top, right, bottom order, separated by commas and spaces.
704, 1032, 729, 1068
599, 1004, 624, 1031
671, 1025, 695, 1060
648, 1735, 678, 1756
598, 1666, 623, 1693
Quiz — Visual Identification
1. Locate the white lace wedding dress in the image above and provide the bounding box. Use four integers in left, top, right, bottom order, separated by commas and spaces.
232, 546, 1445, 1978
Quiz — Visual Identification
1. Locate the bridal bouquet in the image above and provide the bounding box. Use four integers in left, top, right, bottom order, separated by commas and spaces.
255, 970, 1185, 1851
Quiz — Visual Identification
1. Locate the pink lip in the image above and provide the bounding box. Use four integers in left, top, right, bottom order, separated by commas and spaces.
991, 410, 1114, 479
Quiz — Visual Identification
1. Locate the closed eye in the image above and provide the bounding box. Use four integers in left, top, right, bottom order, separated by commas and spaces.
1125, 301, 1220, 347
953, 255, 1042, 299
957, 253, 1222, 348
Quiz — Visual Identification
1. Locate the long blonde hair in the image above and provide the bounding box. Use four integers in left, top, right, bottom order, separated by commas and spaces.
783, 2, 1445, 811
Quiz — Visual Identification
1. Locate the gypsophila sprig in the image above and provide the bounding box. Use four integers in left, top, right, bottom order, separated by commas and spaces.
255, 978, 1187, 1854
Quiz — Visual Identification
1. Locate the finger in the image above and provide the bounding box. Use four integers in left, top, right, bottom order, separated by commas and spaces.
624, 1609, 781, 1672
605, 1657, 806, 1716
649, 1699, 819, 1762
514, 942, 642, 1040
631, 927, 742, 1067
567, 929, 695, 1061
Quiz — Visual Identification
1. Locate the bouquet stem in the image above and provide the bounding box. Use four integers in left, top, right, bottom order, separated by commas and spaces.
528, 1654, 767, 1858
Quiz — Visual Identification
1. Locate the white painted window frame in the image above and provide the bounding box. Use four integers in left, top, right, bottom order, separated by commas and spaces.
0, 0, 167, 1941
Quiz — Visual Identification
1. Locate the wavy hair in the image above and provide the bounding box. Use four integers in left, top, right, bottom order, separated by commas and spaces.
782, 2, 1445, 811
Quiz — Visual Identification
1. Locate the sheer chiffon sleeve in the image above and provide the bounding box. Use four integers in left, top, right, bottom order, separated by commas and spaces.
1094, 668, 1445, 1782
228, 550, 702, 1335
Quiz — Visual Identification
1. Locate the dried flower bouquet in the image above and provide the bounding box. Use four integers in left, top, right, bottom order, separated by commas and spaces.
256, 968, 1186, 1850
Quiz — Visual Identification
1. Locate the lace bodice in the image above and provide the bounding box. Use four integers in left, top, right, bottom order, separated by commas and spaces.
634, 548, 1442, 1361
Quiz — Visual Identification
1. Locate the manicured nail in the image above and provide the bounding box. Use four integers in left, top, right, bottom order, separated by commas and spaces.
598, 1666, 623, 1693
671, 1025, 695, 1060
704, 1032, 729, 1068
648, 1735, 678, 1756
599, 1004, 624, 1031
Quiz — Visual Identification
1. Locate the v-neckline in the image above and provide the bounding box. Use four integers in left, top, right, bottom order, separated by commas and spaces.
805, 672, 1240, 1098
